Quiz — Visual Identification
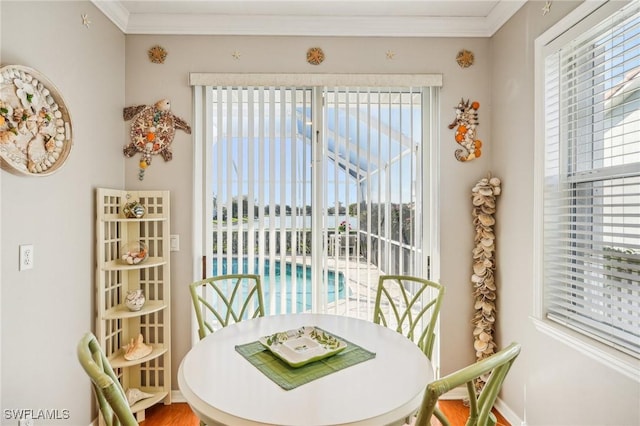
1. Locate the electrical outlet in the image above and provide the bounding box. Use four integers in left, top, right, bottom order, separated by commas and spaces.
19, 244, 34, 271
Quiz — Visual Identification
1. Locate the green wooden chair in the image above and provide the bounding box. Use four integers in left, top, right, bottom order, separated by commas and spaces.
414, 342, 522, 426
77, 332, 138, 426
373, 275, 445, 359
189, 274, 265, 340
374, 274, 446, 424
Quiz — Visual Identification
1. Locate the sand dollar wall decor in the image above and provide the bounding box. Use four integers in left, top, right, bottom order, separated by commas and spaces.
307, 47, 325, 65
0, 65, 73, 176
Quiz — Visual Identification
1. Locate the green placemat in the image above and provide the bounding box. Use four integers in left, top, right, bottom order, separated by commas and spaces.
235, 330, 376, 390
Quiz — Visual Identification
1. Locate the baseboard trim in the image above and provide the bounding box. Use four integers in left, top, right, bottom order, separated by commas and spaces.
171, 390, 186, 403
494, 397, 523, 426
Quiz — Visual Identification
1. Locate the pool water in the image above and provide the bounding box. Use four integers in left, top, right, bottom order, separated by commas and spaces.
212, 258, 347, 314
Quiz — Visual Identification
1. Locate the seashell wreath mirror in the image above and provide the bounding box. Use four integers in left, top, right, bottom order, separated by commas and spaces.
0, 65, 73, 176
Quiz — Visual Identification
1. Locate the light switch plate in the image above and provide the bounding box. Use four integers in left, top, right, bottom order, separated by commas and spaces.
170, 235, 180, 252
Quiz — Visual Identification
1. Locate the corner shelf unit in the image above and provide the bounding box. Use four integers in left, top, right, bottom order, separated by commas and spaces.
95, 188, 171, 423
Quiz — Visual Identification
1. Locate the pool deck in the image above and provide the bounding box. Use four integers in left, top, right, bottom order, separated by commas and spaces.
281, 253, 406, 321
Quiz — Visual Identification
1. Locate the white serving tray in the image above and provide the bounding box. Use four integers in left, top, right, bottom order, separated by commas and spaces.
258, 326, 347, 368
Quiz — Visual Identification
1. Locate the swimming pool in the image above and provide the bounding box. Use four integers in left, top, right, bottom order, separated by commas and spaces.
212, 257, 348, 314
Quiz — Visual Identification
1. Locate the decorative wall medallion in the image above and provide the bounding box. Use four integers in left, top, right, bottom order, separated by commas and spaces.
456, 49, 474, 68
123, 99, 191, 180
0, 65, 73, 176
306, 47, 325, 65
449, 99, 482, 162
148, 45, 168, 64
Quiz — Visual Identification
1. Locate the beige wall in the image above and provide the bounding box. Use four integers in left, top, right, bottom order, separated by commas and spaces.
0, 1, 125, 425
491, 1, 639, 425
2, 1, 639, 426
123, 32, 494, 395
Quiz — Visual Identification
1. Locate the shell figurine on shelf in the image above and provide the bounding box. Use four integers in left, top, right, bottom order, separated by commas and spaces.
123, 334, 153, 361
123, 195, 145, 219
125, 289, 146, 311
125, 388, 154, 407
120, 241, 148, 265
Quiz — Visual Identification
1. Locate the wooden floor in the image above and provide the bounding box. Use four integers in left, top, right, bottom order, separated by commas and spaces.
139, 401, 510, 426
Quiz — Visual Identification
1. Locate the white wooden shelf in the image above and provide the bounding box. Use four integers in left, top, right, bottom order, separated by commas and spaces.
130, 391, 169, 414
102, 301, 167, 320
109, 344, 168, 368
101, 217, 167, 223
102, 257, 166, 271
96, 188, 172, 425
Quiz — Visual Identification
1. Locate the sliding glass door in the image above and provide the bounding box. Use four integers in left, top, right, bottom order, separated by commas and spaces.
198, 84, 434, 319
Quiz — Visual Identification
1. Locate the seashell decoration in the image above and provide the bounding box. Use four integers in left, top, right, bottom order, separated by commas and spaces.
123, 334, 153, 361
449, 99, 482, 162
123, 194, 146, 218
125, 388, 154, 407
120, 241, 148, 265
306, 47, 325, 65
456, 49, 475, 68
470, 173, 501, 392
125, 289, 146, 312
0, 65, 73, 176
123, 99, 191, 180
148, 45, 167, 64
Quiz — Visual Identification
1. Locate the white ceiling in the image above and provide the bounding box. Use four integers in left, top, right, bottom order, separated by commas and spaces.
91, 0, 528, 37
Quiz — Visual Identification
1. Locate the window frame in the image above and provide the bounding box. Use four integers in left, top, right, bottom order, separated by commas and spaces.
534, 0, 640, 382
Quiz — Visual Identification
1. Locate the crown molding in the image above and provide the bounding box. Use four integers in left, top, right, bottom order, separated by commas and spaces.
91, 0, 526, 37
92, 0, 130, 33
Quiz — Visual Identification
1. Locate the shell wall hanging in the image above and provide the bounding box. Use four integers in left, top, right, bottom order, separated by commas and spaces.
0, 65, 73, 176
123, 99, 191, 180
449, 98, 482, 162
470, 173, 501, 392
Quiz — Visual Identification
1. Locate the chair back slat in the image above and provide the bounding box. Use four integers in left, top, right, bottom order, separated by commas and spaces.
77, 332, 138, 426
373, 275, 445, 358
189, 274, 265, 340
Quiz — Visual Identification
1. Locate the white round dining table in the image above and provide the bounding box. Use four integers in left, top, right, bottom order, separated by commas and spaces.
178, 313, 433, 426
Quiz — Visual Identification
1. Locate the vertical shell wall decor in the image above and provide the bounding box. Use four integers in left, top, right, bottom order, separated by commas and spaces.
471, 174, 501, 392
449, 99, 482, 162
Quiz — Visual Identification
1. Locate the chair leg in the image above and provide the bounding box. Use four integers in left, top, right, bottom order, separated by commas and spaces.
434, 406, 450, 426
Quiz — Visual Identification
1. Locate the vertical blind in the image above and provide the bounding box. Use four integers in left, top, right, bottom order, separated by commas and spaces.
207, 85, 429, 319
320, 87, 427, 318
543, 1, 640, 357
210, 87, 313, 316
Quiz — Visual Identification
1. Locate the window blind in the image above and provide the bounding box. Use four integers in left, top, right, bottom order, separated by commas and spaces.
543, 1, 640, 357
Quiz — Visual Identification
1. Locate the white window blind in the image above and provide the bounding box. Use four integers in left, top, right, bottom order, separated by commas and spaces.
543, 1, 640, 357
